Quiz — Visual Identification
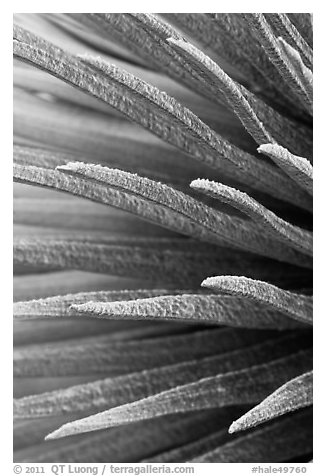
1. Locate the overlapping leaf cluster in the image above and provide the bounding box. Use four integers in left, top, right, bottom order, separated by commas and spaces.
13, 13, 313, 463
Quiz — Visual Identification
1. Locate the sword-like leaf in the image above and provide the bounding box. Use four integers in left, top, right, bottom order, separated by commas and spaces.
229, 371, 313, 433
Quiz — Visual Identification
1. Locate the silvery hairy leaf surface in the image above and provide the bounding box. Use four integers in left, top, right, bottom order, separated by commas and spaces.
13, 12, 313, 463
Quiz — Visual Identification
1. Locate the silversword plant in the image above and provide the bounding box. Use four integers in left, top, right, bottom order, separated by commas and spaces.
13, 13, 313, 463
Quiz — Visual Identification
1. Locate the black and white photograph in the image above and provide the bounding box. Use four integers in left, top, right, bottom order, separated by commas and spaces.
12, 9, 314, 468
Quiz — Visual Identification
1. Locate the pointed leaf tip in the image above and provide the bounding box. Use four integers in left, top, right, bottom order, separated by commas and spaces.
201, 275, 312, 325
228, 371, 313, 433
41, 349, 312, 439
192, 178, 312, 256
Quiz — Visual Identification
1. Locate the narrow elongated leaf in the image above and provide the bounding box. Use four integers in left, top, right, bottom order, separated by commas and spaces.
229, 371, 313, 433
14, 89, 211, 187
13, 24, 312, 209
14, 89, 312, 213
14, 289, 198, 319
14, 164, 225, 245
202, 276, 312, 324
122, 12, 247, 107
14, 165, 311, 267
208, 14, 302, 110
14, 12, 142, 67
15, 327, 275, 377
57, 162, 312, 266
14, 288, 194, 345
163, 13, 267, 84
14, 332, 310, 419
14, 16, 250, 136
168, 37, 274, 146
16, 238, 224, 281
166, 17, 313, 159
11, 27, 245, 186
13, 233, 312, 288
13, 163, 258, 254
277, 37, 313, 106
72, 293, 305, 330
72, 13, 218, 105
14, 82, 254, 181
166, 12, 299, 120
13, 13, 313, 464
111, 14, 311, 157
80, 54, 313, 206
259, 143, 313, 195
53, 163, 244, 249
45, 349, 312, 439
264, 14, 313, 69
191, 179, 312, 256
241, 14, 312, 114
191, 408, 312, 462
14, 235, 307, 286
14, 409, 235, 463
71, 10, 257, 122
14, 88, 231, 187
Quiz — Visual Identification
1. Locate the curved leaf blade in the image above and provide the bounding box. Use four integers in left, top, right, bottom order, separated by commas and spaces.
229, 371, 313, 433
45, 349, 312, 439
